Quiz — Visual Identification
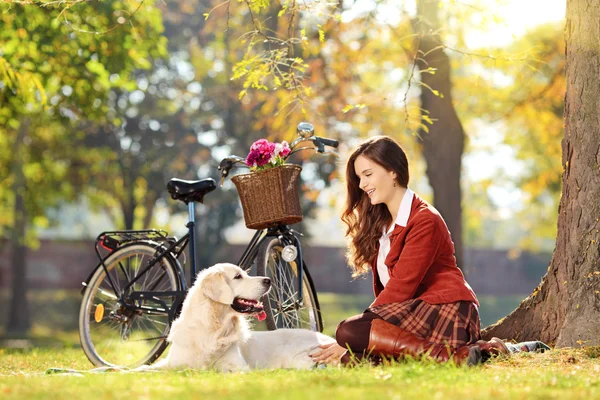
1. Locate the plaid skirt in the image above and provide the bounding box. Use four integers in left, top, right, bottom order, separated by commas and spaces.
368, 299, 481, 349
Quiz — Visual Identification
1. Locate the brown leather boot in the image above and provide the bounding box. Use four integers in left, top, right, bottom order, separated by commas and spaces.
368, 319, 482, 366
476, 337, 511, 359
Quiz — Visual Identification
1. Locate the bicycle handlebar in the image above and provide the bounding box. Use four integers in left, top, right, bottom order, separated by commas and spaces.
318, 137, 339, 149
313, 137, 339, 153
218, 156, 245, 179
217, 122, 339, 187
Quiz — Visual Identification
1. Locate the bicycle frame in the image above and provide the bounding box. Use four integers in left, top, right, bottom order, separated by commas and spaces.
86, 201, 306, 325
97, 231, 190, 322
85, 205, 196, 323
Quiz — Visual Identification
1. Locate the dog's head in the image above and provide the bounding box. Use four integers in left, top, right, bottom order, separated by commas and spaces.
199, 263, 271, 319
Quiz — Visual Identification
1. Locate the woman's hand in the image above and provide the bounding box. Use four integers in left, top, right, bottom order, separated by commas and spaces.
309, 342, 347, 366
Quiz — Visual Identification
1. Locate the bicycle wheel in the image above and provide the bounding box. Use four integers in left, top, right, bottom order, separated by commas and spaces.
255, 237, 323, 332
79, 242, 181, 368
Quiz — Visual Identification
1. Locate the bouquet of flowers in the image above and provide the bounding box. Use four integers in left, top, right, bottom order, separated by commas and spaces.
233, 138, 302, 229
245, 139, 291, 172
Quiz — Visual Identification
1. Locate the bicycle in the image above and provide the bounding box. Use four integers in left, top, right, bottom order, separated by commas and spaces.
78, 122, 339, 368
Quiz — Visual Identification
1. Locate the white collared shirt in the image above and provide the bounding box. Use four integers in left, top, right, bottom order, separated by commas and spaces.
377, 187, 414, 287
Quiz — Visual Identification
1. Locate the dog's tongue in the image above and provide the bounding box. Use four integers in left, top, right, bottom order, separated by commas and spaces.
255, 311, 267, 321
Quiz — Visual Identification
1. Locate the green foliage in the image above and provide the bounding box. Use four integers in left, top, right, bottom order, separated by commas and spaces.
243, 0, 270, 13
0, 0, 167, 121
202, 0, 338, 113
0, 0, 168, 242
456, 22, 564, 252
0, 57, 45, 105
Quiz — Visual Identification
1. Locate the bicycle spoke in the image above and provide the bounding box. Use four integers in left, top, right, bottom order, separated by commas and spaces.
118, 261, 131, 284
145, 267, 168, 292
127, 335, 167, 342
141, 254, 152, 290
273, 253, 304, 328
257, 239, 320, 332
138, 312, 163, 335
96, 286, 118, 301
142, 316, 168, 329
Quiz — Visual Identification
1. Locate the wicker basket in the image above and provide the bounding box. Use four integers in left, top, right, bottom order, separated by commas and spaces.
232, 164, 303, 230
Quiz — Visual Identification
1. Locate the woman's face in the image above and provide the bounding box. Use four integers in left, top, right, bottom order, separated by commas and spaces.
353, 154, 397, 206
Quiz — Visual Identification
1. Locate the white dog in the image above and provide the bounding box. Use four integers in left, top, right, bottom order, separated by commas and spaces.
147, 263, 336, 372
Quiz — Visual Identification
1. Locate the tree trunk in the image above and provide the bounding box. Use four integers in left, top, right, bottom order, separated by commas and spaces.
142, 192, 158, 229
6, 119, 31, 336
482, 0, 599, 347
414, 0, 465, 269
118, 154, 136, 230
121, 199, 135, 230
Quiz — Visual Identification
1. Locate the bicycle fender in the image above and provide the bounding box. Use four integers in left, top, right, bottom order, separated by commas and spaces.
80, 263, 103, 295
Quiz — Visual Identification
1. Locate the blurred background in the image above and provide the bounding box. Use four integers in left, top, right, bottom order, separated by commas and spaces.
0, 0, 565, 347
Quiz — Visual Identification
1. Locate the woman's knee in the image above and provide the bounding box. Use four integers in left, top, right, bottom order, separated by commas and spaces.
335, 316, 371, 351
335, 319, 353, 348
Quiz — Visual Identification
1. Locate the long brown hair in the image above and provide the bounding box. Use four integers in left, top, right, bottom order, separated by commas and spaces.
341, 136, 410, 277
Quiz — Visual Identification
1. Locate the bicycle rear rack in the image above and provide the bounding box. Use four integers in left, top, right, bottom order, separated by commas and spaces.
85, 229, 182, 292
91, 230, 182, 290
94, 229, 186, 260
96, 230, 170, 252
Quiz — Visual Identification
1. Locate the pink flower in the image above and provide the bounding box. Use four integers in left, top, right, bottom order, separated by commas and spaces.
250, 139, 269, 152
245, 150, 259, 167
246, 139, 276, 167
280, 141, 291, 157
245, 138, 289, 170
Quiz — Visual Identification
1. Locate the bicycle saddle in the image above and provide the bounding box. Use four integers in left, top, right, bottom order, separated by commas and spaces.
167, 178, 217, 204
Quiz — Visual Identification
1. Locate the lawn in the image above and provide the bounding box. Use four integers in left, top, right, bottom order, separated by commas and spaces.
1, 347, 600, 399
3, 291, 593, 399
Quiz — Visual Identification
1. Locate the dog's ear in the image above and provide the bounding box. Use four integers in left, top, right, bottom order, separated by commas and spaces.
201, 271, 235, 304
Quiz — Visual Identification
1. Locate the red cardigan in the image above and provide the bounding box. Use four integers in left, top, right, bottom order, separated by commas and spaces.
370, 193, 479, 308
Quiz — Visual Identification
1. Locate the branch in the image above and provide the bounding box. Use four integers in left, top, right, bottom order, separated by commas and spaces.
242, 0, 269, 41
7, 0, 147, 35
489, 66, 564, 123
287, 0, 296, 57
441, 43, 545, 64
403, 39, 421, 136
61, 0, 146, 35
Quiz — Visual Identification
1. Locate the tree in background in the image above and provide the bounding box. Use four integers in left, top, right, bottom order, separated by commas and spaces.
412, 0, 467, 268
482, 0, 600, 346
208, 0, 533, 270
56, 0, 338, 270
456, 22, 564, 252
0, 1, 167, 336
2, 0, 571, 340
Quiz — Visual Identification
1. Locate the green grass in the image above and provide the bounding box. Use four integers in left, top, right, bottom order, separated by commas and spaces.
2, 291, 600, 399
2, 347, 600, 399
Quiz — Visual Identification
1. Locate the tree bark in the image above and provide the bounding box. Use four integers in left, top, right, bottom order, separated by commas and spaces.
482, 0, 600, 347
118, 153, 136, 230
6, 119, 31, 336
142, 192, 158, 229
414, 0, 465, 269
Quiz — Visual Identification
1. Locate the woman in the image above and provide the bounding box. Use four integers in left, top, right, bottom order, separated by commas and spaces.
310, 136, 544, 367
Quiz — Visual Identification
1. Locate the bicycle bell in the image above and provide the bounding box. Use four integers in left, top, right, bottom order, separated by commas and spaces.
281, 244, 298, 262
297, 122, 314, 138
